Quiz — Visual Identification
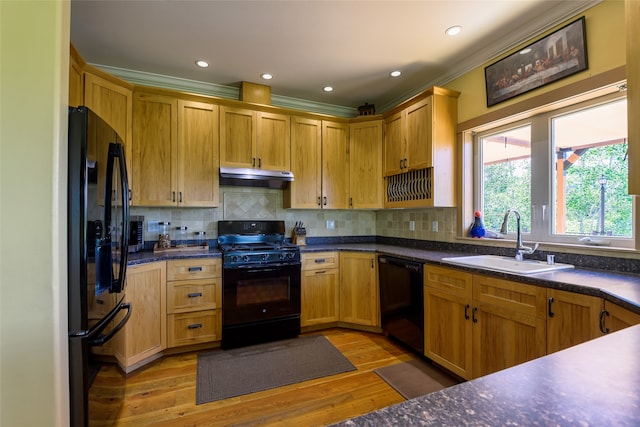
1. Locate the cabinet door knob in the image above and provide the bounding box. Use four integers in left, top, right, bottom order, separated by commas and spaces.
464, 304, 470, 320
548, 297, 555, 318
472, 307, 478, 323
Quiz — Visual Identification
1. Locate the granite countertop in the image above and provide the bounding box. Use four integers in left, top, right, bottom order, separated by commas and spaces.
333, 322, 640, 426
301, 243, 640, 314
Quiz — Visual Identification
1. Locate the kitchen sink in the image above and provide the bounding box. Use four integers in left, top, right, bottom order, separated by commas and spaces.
441, 255, 574, 275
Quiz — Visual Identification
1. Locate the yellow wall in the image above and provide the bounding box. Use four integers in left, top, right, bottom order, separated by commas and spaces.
0, 1, 70, 426
447, 0, 625, 123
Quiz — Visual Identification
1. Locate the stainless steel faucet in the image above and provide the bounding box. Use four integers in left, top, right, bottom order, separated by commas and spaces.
500, 209, 539, 260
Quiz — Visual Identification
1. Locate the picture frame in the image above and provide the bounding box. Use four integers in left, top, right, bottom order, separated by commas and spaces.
484, 16, 588, 107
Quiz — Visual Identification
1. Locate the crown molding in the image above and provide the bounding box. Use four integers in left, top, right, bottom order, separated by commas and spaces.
93, 64, 357, 118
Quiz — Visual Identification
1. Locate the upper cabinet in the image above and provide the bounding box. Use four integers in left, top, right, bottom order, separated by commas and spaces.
383, 87, 459, 208
349, 119, 383, 209
321, 121, 350, 209
219, 106, 290, 171
69, 45, 84, 108
131, 90, 218, 207
627, 0, 639, 194
284, 116, 323, 209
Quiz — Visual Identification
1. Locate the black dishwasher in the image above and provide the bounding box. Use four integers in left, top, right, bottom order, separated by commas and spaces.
378, 255, 424, 354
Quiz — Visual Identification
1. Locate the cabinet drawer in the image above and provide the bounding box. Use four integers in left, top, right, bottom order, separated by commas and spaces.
302, 252, 339, 271
424, 265, 472, 297
167, 310, 221, 347
167, 278, 221, 313
167, 258, 221, 281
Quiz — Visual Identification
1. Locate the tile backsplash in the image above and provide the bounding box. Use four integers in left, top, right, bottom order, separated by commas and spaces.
131, 186, 456, 244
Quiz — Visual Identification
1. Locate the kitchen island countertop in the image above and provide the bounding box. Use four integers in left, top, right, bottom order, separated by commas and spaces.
332, 322, 640, 426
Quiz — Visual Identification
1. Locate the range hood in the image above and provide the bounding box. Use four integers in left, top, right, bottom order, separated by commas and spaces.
219, 166, 294, 189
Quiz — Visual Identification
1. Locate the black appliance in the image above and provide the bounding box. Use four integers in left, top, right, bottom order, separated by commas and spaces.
218, 220, 301, 349
379, 255, 424, 354
128, 215, 144, 253
67, 107, 132, 427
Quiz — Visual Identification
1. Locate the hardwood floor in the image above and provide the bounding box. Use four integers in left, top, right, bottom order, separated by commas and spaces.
90, 329, 420, 426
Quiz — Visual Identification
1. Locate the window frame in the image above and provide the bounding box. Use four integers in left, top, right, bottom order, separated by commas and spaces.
469, 87, 636, 251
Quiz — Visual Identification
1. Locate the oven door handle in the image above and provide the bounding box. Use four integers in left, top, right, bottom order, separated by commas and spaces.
246, 268, 278, 273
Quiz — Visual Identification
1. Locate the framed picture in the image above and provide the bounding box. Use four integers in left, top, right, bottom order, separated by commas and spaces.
485, 16, 588, 107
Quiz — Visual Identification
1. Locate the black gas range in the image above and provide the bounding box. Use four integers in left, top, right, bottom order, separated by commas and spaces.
217, 220, 301, 349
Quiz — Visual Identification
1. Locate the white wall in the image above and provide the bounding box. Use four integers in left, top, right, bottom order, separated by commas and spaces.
0, 1, 69, 426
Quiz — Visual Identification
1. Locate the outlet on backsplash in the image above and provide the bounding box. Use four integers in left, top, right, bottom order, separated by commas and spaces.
432, 221, 439, 232
326, 220, 336, 229
409, 221, 415, 231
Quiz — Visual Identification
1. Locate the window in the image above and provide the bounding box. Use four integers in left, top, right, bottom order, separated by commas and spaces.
476, 92, 633, 248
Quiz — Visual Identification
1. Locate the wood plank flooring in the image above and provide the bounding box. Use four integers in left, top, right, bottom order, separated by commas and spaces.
89, 329, 420, 426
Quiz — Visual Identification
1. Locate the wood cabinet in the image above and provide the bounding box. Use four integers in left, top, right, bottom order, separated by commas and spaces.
69, 45, 84, 108
284, 116, 322, 209
301, 252, 340, 327
339, 252, 379, 327
219, 106, 290, 171
383, 87, 459, 208
132, 91, 218, 207
627, 0, 640, 194
285, 118, 351, 209
602, 301, 640, 333
471, 274, 547, 378
424, 265, 473, 379
114, 262, 167, 372
321, 121, 350, 209
546, 289, 603, 354
424, 265, 546, 380
166, 258, 222, 348
349, 119, 384, 209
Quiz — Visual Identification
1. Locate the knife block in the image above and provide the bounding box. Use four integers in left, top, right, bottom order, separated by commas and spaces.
293, 228, 307, 246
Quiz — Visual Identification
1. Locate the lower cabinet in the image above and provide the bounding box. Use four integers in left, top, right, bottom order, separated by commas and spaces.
424, 265, 546, 380
166, 258, 222, 348
546, 289, 603, 354
114, 261, 167, 370
601, 300, 640, 334
340, 251, 380, 327
301, 252, 340, 327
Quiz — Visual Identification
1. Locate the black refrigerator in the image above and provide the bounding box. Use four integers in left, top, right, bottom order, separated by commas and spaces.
67, 107, 132, 427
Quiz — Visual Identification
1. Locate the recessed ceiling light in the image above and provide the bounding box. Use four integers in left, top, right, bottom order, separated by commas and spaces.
323, 86, 333, 92
195, 60, 209, 68
445, 25, 462, 36
519, 48, 532, 54
261, 73, 273, 80
390, 70, 402, 77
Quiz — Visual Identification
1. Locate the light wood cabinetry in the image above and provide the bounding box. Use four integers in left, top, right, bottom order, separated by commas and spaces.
424, 265, 546, 380
627, 0, 640, 194
69, 45, 84, 108
383, 87, 459, 208
321, 121, 350, 209
339, 252, 379, 327
114, 262, 167, 371
132, 91, 218, 207
602, 301, 640, 333
349, 119, 384, 209
546, 289, 603, 354
424, 265, 473, 379
301, 252, 340, 327
166, 258, 222, 348
471, 274, 547, 378
285, 119, 353, 209
284, 116, 322, 209
219, 106, 290, 171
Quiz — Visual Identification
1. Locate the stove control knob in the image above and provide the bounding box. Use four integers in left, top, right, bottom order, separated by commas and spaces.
261, 253, 269, 261
279, 253, 285, 260
242, 255, 250, 263
231, 255, 239, 263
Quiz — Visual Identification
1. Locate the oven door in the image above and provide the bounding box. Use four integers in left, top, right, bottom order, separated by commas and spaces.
222, 262, 301, 327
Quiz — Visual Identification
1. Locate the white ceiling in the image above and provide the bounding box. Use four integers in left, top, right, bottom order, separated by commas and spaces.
70, 0, 601, 114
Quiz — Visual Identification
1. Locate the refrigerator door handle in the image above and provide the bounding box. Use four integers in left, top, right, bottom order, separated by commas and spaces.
104, 142, 130, 293
89, 302, 132, 346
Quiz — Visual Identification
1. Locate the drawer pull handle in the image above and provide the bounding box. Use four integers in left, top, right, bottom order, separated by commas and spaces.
315, 259, 326, 264
188, 323, 203, 329
188, 267, 203, 272
96, 299, 104, 305
315, 270, 327, 274
187, 292, 203, 298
